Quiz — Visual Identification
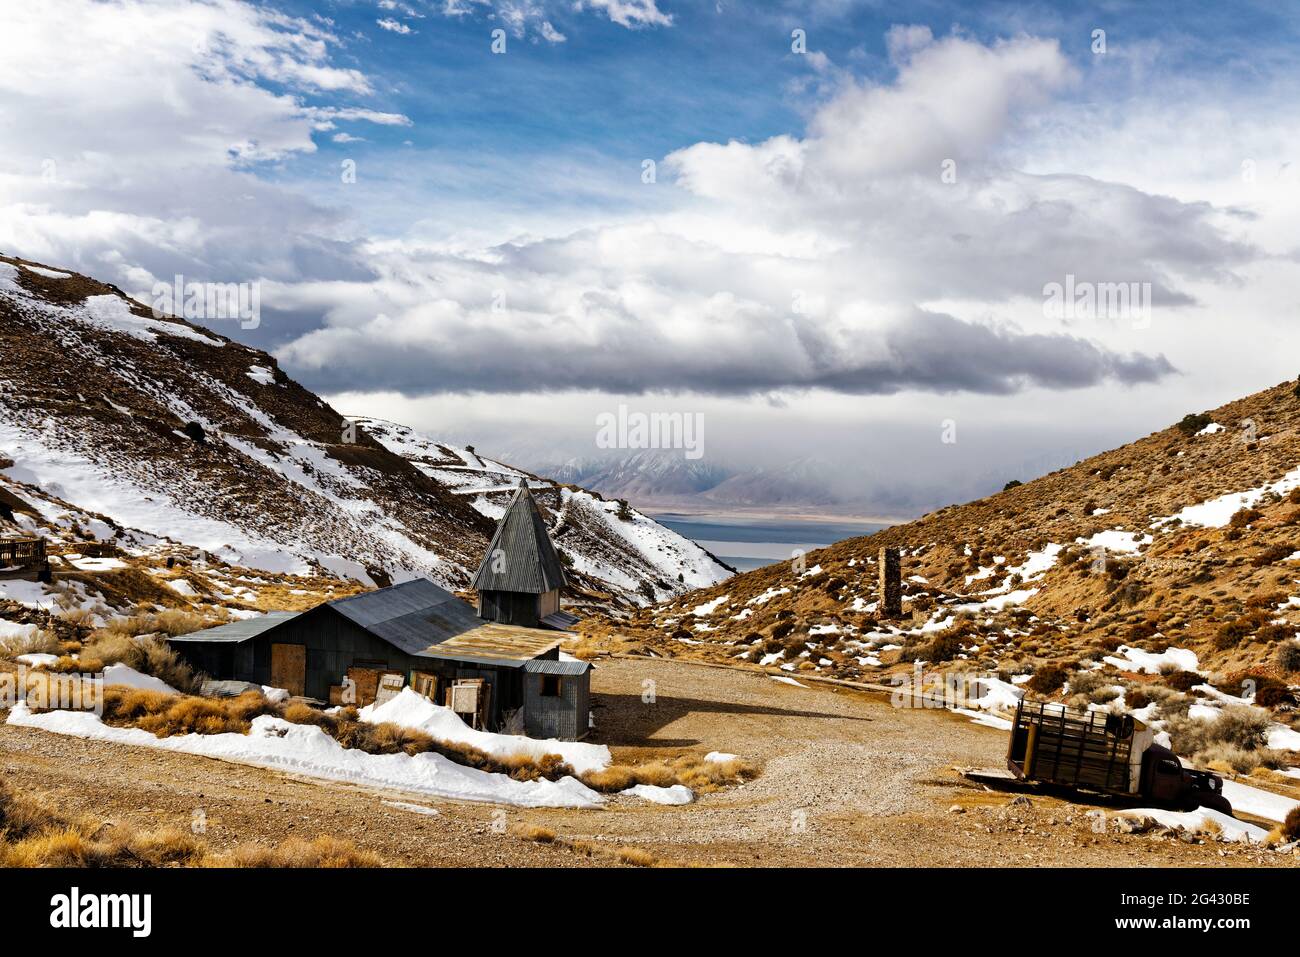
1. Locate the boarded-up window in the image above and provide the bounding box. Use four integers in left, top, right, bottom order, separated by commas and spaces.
346, 663, 396, 708
271, 644, 306, 697
450, 683, 479, 715
373, 672, 406, 708
412, 672, 438, 701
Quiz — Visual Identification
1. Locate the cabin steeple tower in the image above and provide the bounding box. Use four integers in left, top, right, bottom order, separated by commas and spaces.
472, 479, 568, 628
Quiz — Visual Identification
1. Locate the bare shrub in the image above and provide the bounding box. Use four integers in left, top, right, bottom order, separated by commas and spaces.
1162, 670, 1202, 693
70, 633, 200, 692
903, 623, 970, 664
1026, 663, 1069, 695
1167, 705, 1272, 757
0, 628, 60, 658
1284, 807, 1300, 843
1066, 670, 1109, 696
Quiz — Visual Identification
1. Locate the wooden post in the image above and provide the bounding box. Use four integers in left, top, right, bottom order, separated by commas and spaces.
878, 546, 902, 618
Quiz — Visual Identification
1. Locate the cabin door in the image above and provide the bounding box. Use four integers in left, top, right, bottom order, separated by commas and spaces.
271, 643, 306, 697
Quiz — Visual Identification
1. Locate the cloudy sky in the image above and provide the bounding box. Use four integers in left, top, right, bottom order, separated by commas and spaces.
3, 1, 1299, 516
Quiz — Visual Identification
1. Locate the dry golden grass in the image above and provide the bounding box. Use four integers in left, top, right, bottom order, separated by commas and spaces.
1285, 806, 1300, 843
509, 823, 557, 843
99, 688, 277, 736
508, 821, 670, 867
223, 836, 384, 868
0, 780, 382, 868
1198, 817, 1223, 840
250, 581, 367, 612
580, 754, 758, 794
52, 632, 201, 692
102, 609, 207, 639
56, 607, 99, 630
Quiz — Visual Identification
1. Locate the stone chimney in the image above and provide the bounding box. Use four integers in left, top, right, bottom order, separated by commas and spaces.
878, 546, 902, 618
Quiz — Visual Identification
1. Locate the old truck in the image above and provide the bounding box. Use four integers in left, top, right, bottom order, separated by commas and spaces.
1003, 698, 1231, 814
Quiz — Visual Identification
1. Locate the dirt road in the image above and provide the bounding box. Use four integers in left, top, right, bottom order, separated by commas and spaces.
1, 657, 1295, 867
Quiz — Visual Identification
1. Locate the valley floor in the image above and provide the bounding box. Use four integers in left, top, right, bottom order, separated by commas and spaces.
2, 658, 1295, 867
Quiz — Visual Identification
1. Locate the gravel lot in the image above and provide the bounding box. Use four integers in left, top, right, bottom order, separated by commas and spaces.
1, 657, 1295, 867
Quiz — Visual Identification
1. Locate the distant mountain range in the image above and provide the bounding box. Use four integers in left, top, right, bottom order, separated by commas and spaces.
535, 452, 867, 511
534, 446, 1103, 520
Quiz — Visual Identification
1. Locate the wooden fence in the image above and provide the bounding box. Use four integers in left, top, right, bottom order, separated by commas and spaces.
0, 537, 46, 567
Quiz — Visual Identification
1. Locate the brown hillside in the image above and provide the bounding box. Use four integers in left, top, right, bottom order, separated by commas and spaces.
581, 379, 1300, 721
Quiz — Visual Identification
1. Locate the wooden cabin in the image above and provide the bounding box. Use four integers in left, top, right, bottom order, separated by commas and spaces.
170, 493, 591, 738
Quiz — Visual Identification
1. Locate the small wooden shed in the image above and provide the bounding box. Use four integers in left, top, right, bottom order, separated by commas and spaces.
522, 658, 591, 740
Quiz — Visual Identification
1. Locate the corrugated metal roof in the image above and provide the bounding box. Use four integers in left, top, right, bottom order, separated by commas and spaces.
540, 610, 581, 630
329, 578, 481, 656
471, 481, 567, 595
522, 658, 590, 676
170, 578, 565, 666
168, 611, 299, 644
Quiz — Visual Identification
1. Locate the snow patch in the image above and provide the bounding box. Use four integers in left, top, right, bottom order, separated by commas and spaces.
8, 703, 604, 809
360, 688, 611, 775
103, 663, 177, 694
1103, 645, 1199, 675
622, 783, 694, 805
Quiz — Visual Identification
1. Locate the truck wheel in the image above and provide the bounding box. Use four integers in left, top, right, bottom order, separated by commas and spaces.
1197, 794, 1233, 816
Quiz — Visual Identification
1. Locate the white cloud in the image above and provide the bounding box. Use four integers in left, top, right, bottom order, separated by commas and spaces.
376, 17, 413, 34
273, 28, 1249, 400
572, 0, 672, 28
0, 0, 407, 287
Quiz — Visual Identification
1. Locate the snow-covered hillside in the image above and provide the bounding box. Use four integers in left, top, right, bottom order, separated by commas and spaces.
352, 417, 732, 603
0, 255, 727, 607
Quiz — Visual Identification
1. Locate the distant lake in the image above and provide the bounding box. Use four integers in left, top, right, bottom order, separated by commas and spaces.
653, 515, 887, 573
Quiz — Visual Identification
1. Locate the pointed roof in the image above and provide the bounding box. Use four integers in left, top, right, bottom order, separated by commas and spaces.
472, 480, 567, 594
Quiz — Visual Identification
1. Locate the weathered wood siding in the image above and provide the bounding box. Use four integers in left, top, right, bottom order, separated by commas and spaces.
523, 669, 589, 741
172, 606, 527, 726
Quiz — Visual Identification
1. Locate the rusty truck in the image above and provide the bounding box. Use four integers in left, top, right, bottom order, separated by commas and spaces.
1003, 698, 1231, 814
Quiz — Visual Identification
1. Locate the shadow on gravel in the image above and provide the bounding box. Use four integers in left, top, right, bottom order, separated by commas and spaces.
590, 692, 872, 746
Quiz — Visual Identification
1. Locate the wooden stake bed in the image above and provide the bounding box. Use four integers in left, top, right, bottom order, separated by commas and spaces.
1007, 698, 1135, 794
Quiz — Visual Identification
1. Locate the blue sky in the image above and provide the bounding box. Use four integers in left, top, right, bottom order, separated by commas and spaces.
4, 1, 1300, 513
261, 0, 1300, 237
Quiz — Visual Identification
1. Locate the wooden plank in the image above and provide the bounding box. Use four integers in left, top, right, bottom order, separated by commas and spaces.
419, 622, 562, 663
271, 643, 306, 697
